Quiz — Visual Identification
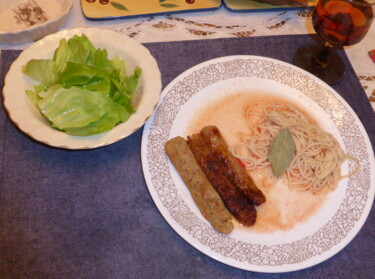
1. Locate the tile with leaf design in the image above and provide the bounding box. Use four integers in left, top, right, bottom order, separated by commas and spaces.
223, 0, 318, 12
81, 0, 222, 19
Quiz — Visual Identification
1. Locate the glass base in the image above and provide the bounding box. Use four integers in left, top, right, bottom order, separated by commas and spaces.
294, 44, 345, 85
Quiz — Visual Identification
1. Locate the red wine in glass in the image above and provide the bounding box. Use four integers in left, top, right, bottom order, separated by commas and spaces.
294, 0, 375, 84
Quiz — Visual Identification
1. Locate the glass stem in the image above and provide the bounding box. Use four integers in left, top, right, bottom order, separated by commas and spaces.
313, 42, 333, 69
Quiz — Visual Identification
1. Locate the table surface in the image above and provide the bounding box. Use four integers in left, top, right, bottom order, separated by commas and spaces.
0, 1, 374, 278
1, 0, 375, 110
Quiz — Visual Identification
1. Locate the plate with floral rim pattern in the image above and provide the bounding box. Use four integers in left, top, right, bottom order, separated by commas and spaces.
140, 55, 374, 272
0, 0, 73, 44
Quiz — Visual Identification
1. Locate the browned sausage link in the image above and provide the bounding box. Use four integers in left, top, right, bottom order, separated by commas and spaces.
165, 137, 234, 234
200, 126, 266, 205
187, 134, 257, 226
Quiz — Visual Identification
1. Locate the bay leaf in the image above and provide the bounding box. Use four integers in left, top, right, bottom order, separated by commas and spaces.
267, 128, 295, 177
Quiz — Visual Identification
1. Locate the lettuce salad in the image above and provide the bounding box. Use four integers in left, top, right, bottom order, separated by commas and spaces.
23, 34, 141, 136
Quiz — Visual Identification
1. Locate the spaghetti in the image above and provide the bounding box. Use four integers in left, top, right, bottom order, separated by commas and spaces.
230, 102, 359, 193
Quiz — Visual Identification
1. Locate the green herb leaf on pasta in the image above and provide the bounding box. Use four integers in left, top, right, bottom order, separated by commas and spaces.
268, 128, 295, 177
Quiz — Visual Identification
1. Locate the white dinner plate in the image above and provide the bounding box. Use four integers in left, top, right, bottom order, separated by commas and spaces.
3, 27, 162, 149
141, 55, 375, 272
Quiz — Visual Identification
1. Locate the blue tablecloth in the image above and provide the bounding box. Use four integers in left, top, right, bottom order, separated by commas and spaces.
0, 34, 374, 278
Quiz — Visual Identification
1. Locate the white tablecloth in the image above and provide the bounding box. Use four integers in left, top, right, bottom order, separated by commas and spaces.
1, 0, 375, 110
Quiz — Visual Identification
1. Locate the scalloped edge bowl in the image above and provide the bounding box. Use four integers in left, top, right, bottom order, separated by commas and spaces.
0, 0, 73, 45
2, 28, 162, 149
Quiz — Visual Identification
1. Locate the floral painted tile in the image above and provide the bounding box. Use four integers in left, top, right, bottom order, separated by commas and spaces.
81, 0, 221, 19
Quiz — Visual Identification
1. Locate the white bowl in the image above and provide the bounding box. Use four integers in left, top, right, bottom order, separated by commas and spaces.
2, 28, 162, 149
0, 0, 73, 44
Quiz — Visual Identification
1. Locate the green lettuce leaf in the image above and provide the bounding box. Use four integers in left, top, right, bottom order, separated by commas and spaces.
22, 34, 141, 136
25, 84, 46, 106
38, 85, 129, 135
22, 59, 60, 86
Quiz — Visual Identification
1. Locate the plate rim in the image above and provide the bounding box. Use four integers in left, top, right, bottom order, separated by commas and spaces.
141, 54, 375, 273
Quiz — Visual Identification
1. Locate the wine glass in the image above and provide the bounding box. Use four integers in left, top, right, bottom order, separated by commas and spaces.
294, 0, 375, 84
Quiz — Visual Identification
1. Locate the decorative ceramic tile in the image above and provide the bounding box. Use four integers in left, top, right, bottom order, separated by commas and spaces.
223, 0, 317, 12
80, 0, 222, 20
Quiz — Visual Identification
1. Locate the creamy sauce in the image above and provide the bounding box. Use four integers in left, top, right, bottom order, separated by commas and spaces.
185, 92, 330, 233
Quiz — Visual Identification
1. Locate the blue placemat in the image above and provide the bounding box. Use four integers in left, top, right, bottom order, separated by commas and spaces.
0, 34, 374, 278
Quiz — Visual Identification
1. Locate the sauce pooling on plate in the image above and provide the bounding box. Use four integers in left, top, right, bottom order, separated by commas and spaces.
186, 92, 330, 233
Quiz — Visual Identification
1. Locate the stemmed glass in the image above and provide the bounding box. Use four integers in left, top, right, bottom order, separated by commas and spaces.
294, 0, 375, 84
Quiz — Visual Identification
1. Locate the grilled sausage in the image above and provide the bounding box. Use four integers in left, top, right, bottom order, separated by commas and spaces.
200, 126, 266, 205
187, 134, 257, 226
165, 137, 234, 234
